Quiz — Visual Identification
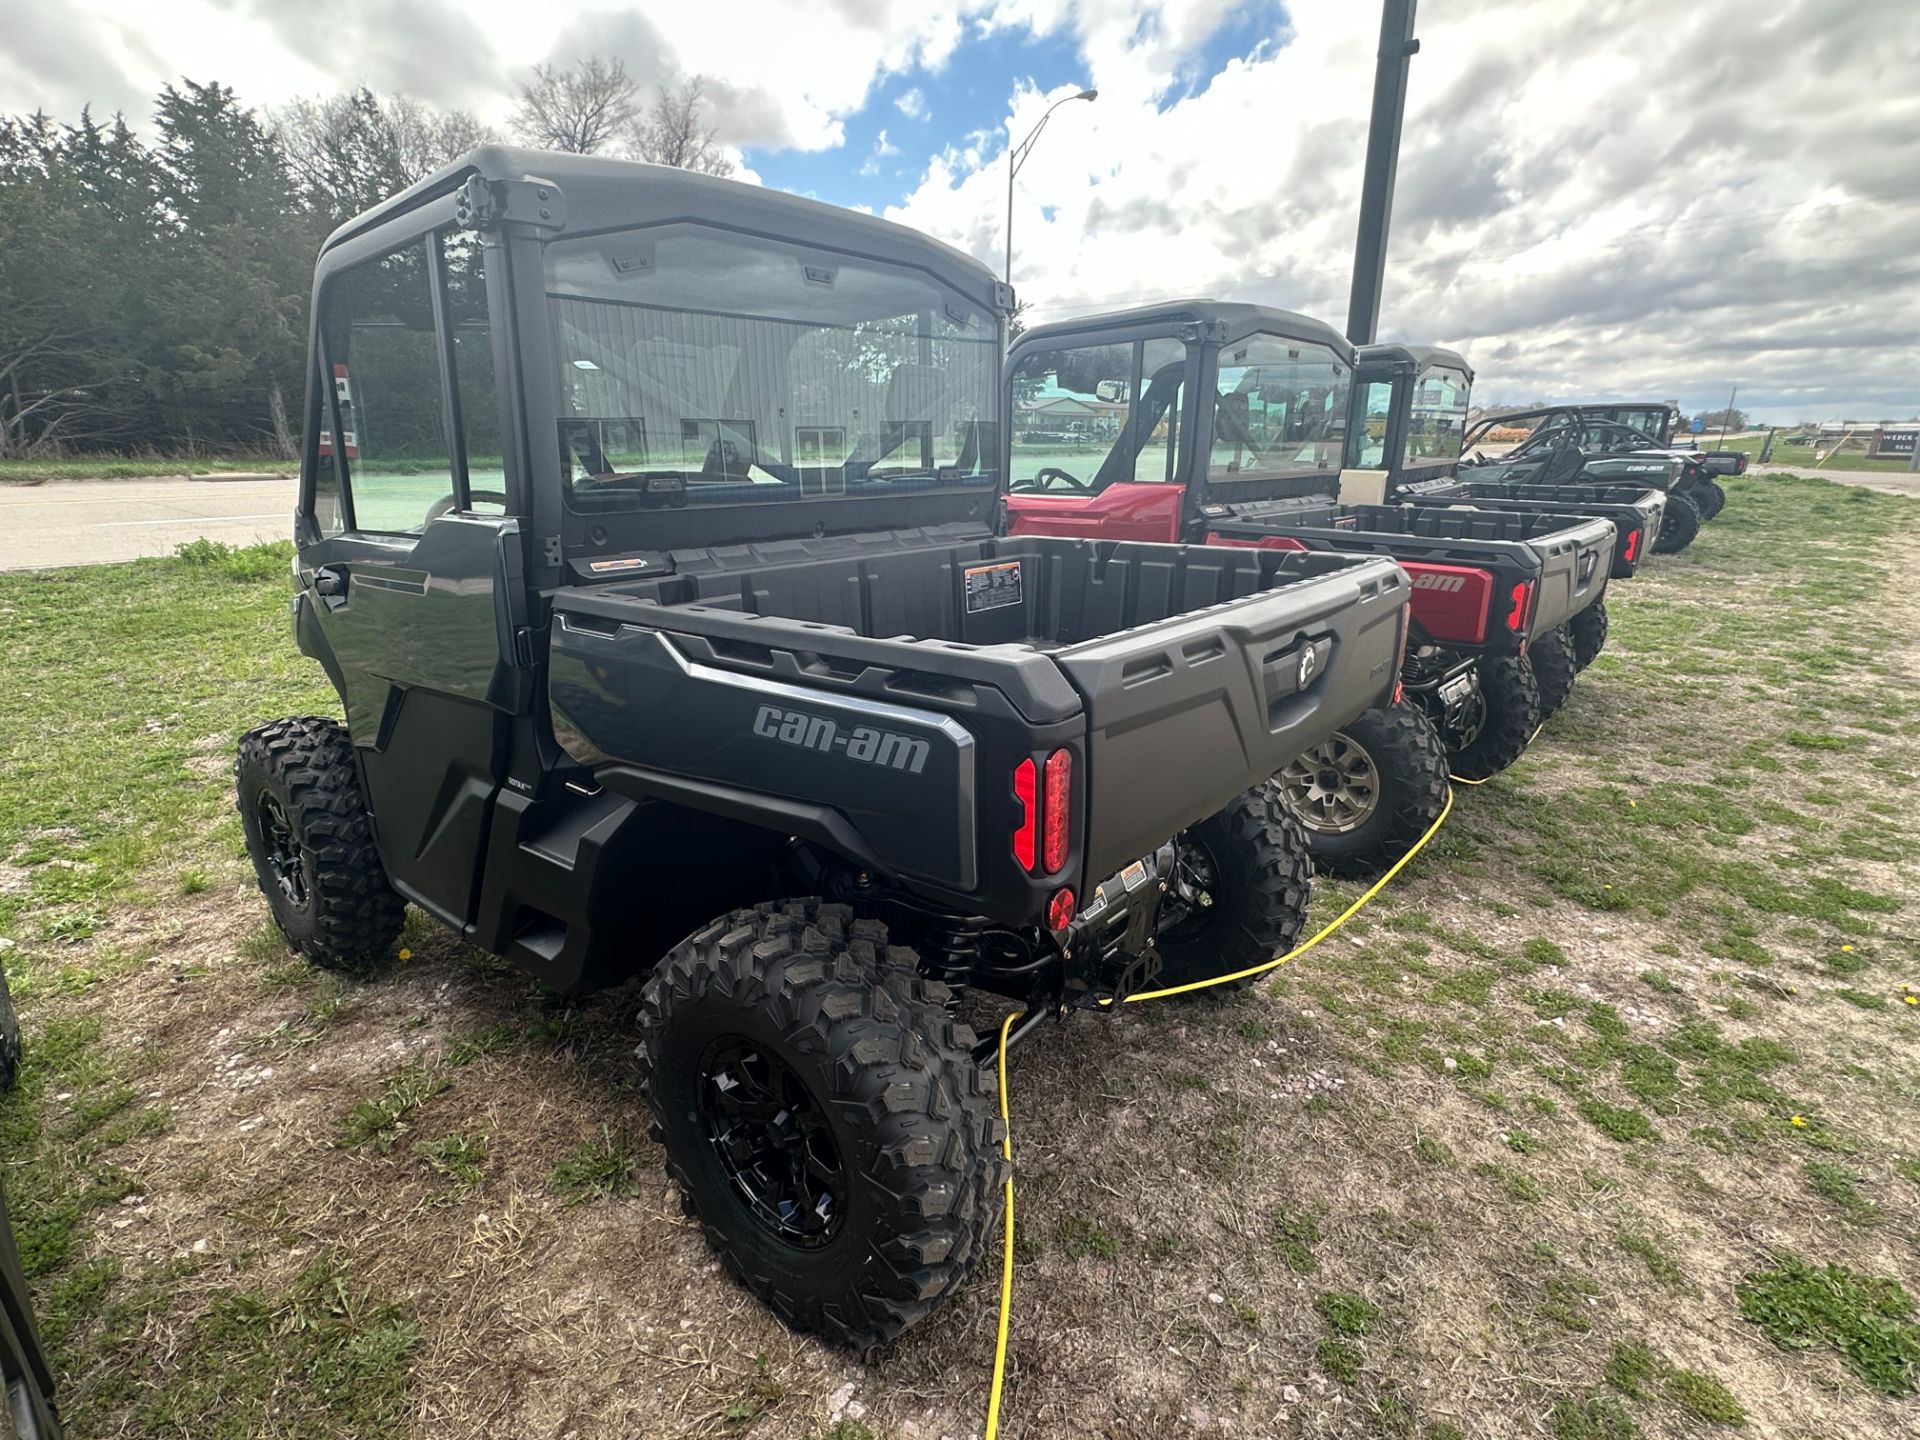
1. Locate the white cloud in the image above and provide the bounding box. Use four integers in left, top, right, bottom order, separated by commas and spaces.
890, 0, 1920, 419
860, 128, 902, 176
895, 87, 927, 119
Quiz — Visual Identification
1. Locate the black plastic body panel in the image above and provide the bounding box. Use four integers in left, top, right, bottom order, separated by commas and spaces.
1201, 501, 1612, 646
1397, 482, 1667, 580
547, 533, 1407, 924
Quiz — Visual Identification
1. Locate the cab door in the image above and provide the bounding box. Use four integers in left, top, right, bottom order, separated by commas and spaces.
295, 223, 530, 930
1003, 334, 1194, 542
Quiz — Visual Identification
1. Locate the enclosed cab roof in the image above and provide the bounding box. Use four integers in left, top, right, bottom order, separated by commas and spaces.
1016, 299, 1353, 360
317, 145, 1007, 314
1356, 343, 1474, 383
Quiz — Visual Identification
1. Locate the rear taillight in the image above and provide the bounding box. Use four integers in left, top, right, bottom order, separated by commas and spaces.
1506, 580, 1535, 633
1042, 749, 1072, 875
1737, 456, 1748, 473
1622, 528, 1641, 563
1013, 749, 1073, 876
1012, 759, 1037, 871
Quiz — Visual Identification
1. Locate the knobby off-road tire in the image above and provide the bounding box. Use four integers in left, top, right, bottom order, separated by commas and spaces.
1156, 788, 1312, 992
1654, 492, 1701, 553
1274, 703, 1450, 880
641, 901, 1005, 1349
1531, 628, 1578, 722
1568, 600, 1609, 672
1695, 478, 1727, 521
235, 717, 405, 971
1448, 655, 1541, 782
0, 960, 19, 1093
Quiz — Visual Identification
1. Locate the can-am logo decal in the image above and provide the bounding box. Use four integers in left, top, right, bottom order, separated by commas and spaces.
753, 705, 930, 775
1410, 573, 1467, 593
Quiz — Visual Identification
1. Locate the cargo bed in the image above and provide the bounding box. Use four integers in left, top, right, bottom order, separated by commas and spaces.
1393, 481, 1666, 579
547, 530, 1408, 912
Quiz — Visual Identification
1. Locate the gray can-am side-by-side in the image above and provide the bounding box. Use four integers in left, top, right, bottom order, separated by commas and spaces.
235, 148, 1413, 1347
1004, 302, 1614, 876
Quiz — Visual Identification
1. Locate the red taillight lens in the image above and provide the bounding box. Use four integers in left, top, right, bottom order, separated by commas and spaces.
1622, 528, 1640, 563
1506, 580, 1534, 633
1041, 748, 1072, 875
1012, 758, 1037, 871
1047, 887, 1076, 930
1737, 456, 1748, 473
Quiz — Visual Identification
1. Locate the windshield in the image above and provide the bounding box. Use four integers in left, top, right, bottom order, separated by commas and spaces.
543, 224, 998, 511
1208, 334, 1349, 482
1407, 364, 1470, 462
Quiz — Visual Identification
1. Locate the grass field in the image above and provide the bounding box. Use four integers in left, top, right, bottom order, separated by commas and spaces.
1717, 434, 1915, 475
0, 457, 300, 484
1, 473, 1917, 1438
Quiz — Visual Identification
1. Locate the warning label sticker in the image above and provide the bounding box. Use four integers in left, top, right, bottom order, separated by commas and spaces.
963, 560, 1024, 614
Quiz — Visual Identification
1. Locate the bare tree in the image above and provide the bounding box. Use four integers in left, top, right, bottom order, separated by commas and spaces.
632, 78, 736, 177
511, 58, 640, 155
275, 88, 495, 216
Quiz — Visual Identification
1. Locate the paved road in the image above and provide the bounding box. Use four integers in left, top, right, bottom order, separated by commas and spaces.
0, 475, 295, 571
2, 465, 1914, 573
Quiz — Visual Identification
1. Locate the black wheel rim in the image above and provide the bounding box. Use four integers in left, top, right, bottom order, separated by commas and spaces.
1160, 837, 1222, 942
255, 793, 309, 910
698, 1036, 846, 1249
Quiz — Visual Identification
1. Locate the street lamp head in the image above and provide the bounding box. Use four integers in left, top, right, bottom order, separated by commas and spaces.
1076, 88, 1099, 102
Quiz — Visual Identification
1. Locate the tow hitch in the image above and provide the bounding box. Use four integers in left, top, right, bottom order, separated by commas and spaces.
1063, 842, 1177, 1008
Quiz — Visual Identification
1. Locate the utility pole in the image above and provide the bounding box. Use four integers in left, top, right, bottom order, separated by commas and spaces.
1716, 386, 1738, 446
1346, 0, 1420, 345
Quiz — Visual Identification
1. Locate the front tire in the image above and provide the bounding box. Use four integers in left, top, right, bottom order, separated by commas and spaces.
1568, 601, 1609, 671
1446, 655, 1541, 781
642, 901, 1003, 1348
1272, 703, 1450, 879
1157, 788, 1312, 991
1654, 493, 1701, 553
1531, 629, 1578, 722
235, 717, 405, 971
1695, 479, 1727, 520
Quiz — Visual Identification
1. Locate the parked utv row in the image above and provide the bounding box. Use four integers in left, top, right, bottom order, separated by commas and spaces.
228, 150, 1723, 1350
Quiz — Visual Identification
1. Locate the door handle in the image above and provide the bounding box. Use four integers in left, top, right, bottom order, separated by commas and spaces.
313, 567, 346, 597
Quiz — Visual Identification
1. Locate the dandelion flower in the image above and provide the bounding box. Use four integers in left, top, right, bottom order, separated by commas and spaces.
1841, 944, 1854, 953
399, 947, 413, 960
1905, 995, 1918, 1007
1790, 1116, 1807, 1127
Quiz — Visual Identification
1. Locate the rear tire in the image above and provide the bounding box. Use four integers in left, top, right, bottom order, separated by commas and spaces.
1654, 493, 1700, 553
1272, 703, 1450, 879
1531, 629, 1578, 722
641, 901, 1003, 1348
1157, 788, 1312, 992
1695, 479, 1726, 521
235, 717, 404, 971
1447, 655, 1541, 781
1568, 601, 1609, 672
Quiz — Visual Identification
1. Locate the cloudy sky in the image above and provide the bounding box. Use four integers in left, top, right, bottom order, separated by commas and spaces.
4, 0, 1916, 421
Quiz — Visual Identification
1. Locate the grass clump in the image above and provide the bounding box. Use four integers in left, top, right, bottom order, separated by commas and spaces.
1269, 1206, 1321, 1272
1577, 1097, 1657, 1143
1314, 1289, 1380, 1336
1667, 1368, 1745, 1425
1317, 1336, 1361, 1384
414, 1134, 487, 1188
547, 1129, 640, 1203
1736, 1253, 1919, 1394
336, 1067, 450, 1151
1602, 1341, 1658, 1397
1615, 1229, 1690, 1292
1804, 1161, 1877, 1223
1548, 1392, 1635, 1440
1056, 1213, 1118, 1262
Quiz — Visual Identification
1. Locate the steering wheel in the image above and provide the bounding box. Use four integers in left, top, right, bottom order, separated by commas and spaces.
426, 490, 509, 522
1030, 466, 1093, 495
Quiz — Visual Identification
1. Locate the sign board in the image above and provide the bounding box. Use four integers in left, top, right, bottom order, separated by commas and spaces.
1690, 417, 1705, 433
1871, 428, 1917, 458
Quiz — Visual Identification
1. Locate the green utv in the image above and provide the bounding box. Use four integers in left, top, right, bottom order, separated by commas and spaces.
235, 149, 1414, 1346
1460, 405, 1719, 551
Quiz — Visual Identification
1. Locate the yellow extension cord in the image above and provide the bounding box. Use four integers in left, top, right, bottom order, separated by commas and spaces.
982, 783, 1460, 1436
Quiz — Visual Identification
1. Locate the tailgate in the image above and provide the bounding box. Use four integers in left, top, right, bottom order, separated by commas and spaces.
1526, 516, 1615, 634
1405, 494, 1662, 579
1052, 555, 1408, 883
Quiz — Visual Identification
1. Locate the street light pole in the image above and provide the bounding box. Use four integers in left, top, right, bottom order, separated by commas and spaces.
1005, 87, 1098, 286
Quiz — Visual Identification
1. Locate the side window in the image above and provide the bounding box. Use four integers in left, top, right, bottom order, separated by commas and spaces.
1130, 338, 1186, 483
1406, 365, 1469, 462
442, 230, 505, 514
1009, 341, 1131, 491
319, 239, 454, 534
1349, 380, 1393, 468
